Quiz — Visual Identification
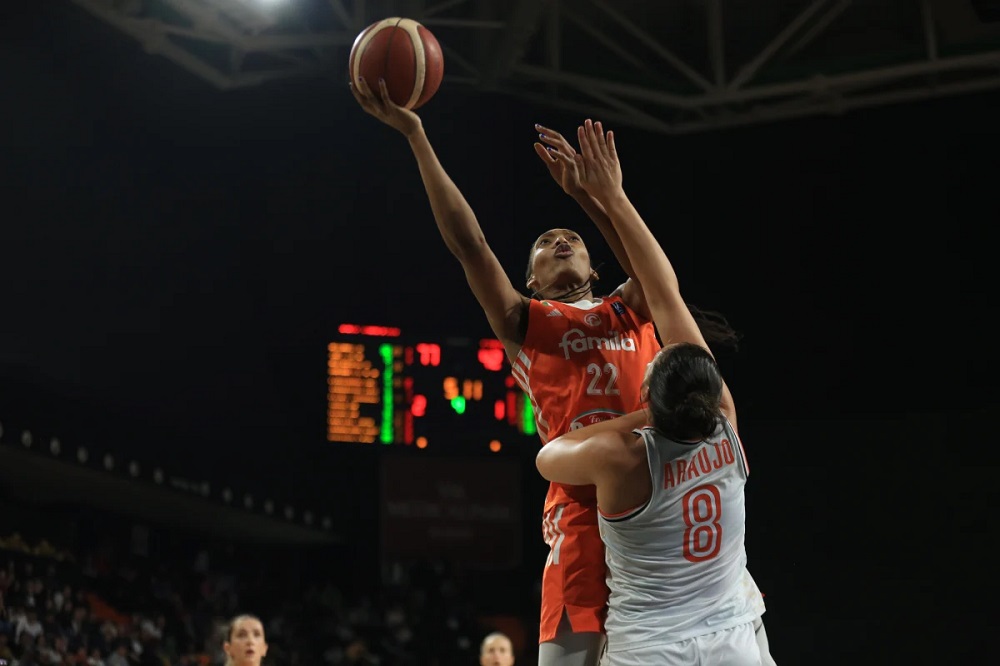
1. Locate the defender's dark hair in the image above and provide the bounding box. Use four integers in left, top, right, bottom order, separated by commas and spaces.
682, 304, 741, 351
645, 342, 724, 441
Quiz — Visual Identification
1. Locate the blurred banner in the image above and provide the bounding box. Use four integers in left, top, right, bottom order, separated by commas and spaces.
380, 455, 522, 569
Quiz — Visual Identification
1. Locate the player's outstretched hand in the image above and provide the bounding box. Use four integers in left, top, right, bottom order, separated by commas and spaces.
533, 124, 585, 198
571, 119, 623, 204
350, 77, 422, 138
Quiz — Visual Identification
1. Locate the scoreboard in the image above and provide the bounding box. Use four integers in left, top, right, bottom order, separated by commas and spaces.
327, 324, 538, 452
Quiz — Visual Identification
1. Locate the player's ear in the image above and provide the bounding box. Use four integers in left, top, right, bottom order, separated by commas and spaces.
526, 275, 538, 292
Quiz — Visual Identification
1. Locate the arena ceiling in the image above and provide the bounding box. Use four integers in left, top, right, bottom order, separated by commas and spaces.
68, 0, 1000, 134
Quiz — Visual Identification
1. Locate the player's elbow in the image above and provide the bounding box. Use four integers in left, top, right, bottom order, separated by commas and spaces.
537, 439, 585, 485
535, 437, 576, 483
535, 445, 560, 482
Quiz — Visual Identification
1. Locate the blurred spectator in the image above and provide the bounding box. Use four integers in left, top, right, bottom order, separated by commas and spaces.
0, 633, 15, 663
105, 642, 132, 666
0, 524, 532, 666
479, 632, 515, 666
16, 610, 43, 644
88, 647, 107, 666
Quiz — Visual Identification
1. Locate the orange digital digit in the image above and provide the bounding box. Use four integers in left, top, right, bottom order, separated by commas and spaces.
327, 342, 381, 443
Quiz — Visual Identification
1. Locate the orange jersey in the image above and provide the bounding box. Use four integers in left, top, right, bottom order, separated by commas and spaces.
511, 295, 661, 512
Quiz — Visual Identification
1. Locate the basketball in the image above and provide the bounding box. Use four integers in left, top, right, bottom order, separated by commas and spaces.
349, 17, 444, 110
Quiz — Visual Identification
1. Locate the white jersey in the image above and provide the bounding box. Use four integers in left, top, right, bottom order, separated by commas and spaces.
599, 418, 766, 653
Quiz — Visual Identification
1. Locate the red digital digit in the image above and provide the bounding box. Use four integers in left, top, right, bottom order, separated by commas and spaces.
415, 343, 441, 366
477, 348, 505, 371
411, 395, 427, 417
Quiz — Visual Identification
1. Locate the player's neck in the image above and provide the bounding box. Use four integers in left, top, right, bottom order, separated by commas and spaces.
546, 285, 594, 304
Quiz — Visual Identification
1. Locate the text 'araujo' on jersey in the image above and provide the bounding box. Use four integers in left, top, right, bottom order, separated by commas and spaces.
511, 295, 661, 512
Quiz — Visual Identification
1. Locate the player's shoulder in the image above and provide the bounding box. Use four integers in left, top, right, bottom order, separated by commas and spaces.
608, 279, 653, 323
594, 429, 647, 470
600, 283, 653, 329
605, 282, 645, 310
525, 297, 565, 324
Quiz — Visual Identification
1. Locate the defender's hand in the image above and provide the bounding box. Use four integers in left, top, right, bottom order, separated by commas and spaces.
574, 119, 623, 203
533, 124, 585, 197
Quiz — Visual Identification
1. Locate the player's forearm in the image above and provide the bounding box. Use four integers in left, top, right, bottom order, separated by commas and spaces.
537, 412, 646, 483
554, 410, 649, 445
599, 190, 680, 296
407, 127, 489, 259
572, 192, 638, 279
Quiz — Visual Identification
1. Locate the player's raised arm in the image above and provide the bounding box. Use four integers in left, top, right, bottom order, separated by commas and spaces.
350, 78, 527, 358
533, 124, 650, 321
558, 119, 737, 428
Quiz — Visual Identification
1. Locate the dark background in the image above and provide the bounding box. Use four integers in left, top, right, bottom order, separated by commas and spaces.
2, 1, 997, 663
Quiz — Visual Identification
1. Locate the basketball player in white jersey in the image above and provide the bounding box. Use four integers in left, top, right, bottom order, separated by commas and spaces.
536, 120, 773, 665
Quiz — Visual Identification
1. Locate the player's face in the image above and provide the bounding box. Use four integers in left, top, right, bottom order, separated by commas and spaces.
527, 228, 591, 295
224, 617, 268, 666
480, 635, 515, 666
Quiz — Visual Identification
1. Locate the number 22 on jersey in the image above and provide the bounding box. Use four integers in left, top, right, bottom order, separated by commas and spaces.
585, 362, 621, 396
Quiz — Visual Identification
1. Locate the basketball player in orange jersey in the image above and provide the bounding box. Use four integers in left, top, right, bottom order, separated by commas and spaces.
350, 77, 734, 666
